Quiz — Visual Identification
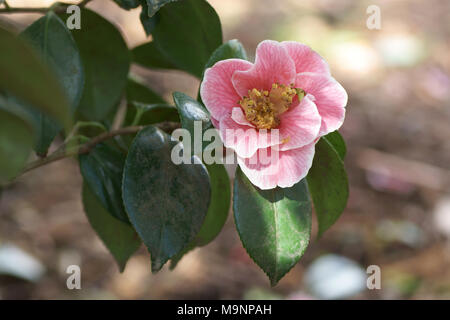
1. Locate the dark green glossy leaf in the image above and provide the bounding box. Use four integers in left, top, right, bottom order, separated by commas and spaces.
79, 143, 129, 223
126, 102, 179, 126
144, 0, 179, 17
0, 108, 33, 183
172, 92, 229, 246
61, 9, 130, 121
173, 91, 211, 155
21, 12, 84, 113
205, 39, 248, 70
1, 94, 60, 156
126, 77, 165, 105
124, 78, 178, 126
193, 163, 230, 246
132, 41, 177, 70
169, 163, 230, 268
168, 93, 230, 268
152, 0, 222, 78
0, 26, 71, 129
323, 130, 346, 159
139, 0, 158, 36
31, 112, 60, 156
233, 168, 312, 286
113, 0, 140, 10
169, 242, 195, 270
17, 12, 84, 155
307, 137, 349, 237
122, 126, 211, 271
82, 183, 141, 272
173, 92, 209, 124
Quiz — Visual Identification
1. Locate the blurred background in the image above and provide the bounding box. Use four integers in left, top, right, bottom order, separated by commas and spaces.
1, 0, 450, 299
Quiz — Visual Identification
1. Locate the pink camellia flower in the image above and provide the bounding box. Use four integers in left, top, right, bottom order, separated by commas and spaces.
200, 40, 348, 189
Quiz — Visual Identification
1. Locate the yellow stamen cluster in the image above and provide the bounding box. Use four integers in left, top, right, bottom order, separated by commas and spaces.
239, 83, 304, 130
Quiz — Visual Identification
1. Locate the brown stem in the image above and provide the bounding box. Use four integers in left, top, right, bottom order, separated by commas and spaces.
18, 126, 143, 177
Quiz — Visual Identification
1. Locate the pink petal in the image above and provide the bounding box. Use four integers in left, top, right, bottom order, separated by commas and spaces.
219, 113, 279, 158
210, 116, 220, 129
237, 147, 280, 189
296, 72, 347, 136
237, 142, 316, 190
281, 41, 330, 75
232, 40, 296, 97
219, 116, 259, 158
277, 96, 321, 151
200, 59, 253, 121
231, 107, 254, 127
276, 143, 315, 188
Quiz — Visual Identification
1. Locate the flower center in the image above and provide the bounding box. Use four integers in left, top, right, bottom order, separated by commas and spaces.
239, 83, 305, 129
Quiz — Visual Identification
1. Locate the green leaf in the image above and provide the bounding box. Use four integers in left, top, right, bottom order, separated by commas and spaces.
169, 242, 196, 270
143, 0, 179, 17
124, 78, 178, 126
22, 12, 84, 113
61, 8, 130, 121
126, 77, 166, 105
126, 102, 179, 126
172, 91, 211, 155
139, 0, 158, 36
307, 136, 349, 237
0, 26, 71, 129
122, 126, 211, 271
1, 95, 61, 156
233, 168, 312, 286
132, 41, 177, 70
194, 163, 230, 246
17, 12, 84, 155
31, 112, 60, 156
79, 143, 129, 223
0, 108, 33, 183
170, 163, 231, 268
151, 0, 222, 78
173, 91, 209, 123
113, 0, 140, 10
82, 183, 141, 272
168, 93, 230, 268
205, 39, 248, 70
323, 130, 346, 159
172, 92, 229, 246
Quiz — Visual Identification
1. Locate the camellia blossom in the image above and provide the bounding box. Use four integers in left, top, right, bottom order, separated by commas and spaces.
200, 40, 348, 189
